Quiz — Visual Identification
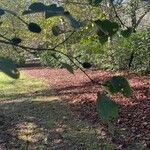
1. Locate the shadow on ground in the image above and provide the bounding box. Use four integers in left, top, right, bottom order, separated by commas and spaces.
0, 93, 112, 150
71, 98, 150, 149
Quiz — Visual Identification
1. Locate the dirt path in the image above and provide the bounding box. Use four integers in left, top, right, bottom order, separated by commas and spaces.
25, 67, 150, 149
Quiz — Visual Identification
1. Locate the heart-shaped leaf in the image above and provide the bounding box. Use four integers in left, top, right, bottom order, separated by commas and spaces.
96, 92, 119, 122
103, 76, 132, 97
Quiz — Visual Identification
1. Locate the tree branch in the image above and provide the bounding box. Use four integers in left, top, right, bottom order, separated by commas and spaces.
3, 9, 28, 25
53, 30, 75, 49
136, 10, 149, 27
110, 2, 128, 28
0, 39, 99, 84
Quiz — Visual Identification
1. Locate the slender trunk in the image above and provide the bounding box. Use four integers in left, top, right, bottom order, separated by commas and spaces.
60, 18, 68, 53
107, 0, 113, 48
107, 0, 114, 69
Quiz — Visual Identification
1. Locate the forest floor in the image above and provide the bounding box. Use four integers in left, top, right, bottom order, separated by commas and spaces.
0, 67, 149, 150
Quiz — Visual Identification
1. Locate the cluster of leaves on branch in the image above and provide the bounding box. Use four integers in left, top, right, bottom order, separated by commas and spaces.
1, 0, 146, 123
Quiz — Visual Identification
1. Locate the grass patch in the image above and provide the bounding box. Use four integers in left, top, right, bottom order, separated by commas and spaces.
0, 71, 48, 98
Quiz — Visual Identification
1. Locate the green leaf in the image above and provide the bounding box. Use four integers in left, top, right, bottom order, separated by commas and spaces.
88, 0, 103, 6
22, 2, 46, 14
103, 76, 132, 97
62, 63, 74, 74
82, 62, 92, 69
11, 37, 22, 45
28, 22, 41, 33
95, 19, 119, 44
0, 8, 5, 16
29, 2, 46, 11
51, 53, 58, 60
96, 92, 119, 122
23, 3, 81, 29
23, 3, 64, 16
121, 27, 132, 38
95, 19, 119, 36
52, 26, 61, 36
97, 29, 108, 44
45, 4, 65, 18
64, 12, 81, 29
0, 57, 20, 79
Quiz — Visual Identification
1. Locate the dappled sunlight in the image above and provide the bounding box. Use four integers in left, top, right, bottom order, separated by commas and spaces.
0, 72, 49, 98
17, 122, 46, 143
0, 97, 110, 149
32, 96, 60, 102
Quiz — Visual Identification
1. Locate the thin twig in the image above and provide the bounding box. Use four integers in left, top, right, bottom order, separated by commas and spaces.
0, 33, 10, 41
53, 31, 75, 49
136, 10, 149, 27
110, 2, 128, 28
3, 9, 28, 25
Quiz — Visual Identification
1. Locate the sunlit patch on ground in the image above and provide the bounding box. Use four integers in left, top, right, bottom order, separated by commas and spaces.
17, 122, 45, 143
32, 96, 60, 102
